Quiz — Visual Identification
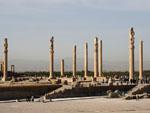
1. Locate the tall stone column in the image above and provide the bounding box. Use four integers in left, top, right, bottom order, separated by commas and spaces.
84, 42, 88, 79
129, 28, 135, 82
139, 40, 143, 81
73, 45, 77, 77
61, 59, 65, 77
94, 37, 98, 78
2, 38, 8, 81
49, 37, 54, 79
99, 40, 103, 77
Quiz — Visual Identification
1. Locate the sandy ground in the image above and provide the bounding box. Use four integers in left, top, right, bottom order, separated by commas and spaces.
0, 97, 149, 113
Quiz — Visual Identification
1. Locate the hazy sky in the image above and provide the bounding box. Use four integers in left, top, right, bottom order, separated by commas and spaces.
0, 0, 150, 71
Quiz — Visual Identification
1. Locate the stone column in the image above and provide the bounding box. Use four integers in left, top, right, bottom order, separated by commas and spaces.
11, 65, 15, 80
129, 28, 135, 82
2, 38, 8, 81
99, 40, 103, 77
73, 45, 77, 77
0, 63, 3, 73
11, 65, 15, 73
84, 42, 88, 79
94, 37, 98, 78
61, 59, 65, 77
139, 40, 143, 81
49, 37, 54, 79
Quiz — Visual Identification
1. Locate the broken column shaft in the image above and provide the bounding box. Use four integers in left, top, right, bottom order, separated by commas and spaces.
129, 28, 135, 81
73, 45, 77, 77
2, 38, 8, 81
49, 37, 54, 78
99, 40, 103, 77
94, 37, 98, 78
61, 59, 65, 77
11, 65, 15, 80
84, 42, 88, 78
139, 40, 143, 81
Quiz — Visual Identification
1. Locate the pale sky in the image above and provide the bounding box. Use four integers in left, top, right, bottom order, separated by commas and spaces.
0, 0, 150, 71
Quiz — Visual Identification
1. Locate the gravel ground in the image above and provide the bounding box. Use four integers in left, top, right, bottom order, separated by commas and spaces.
0, 97, 149, 113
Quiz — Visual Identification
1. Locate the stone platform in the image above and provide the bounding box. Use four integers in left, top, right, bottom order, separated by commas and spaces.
0, 83, 61, 101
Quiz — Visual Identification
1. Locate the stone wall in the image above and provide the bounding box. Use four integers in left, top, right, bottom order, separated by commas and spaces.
47, 85, 136, 99
0, 84, 61, 100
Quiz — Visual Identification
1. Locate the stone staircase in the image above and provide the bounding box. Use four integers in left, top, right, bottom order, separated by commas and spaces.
124, 84, 150, 100
127, 84, 149, 95
40, 85, 73, 100
39, 83, 146, 101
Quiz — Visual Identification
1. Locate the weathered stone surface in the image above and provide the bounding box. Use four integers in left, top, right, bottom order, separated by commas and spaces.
73, 45, 77, 77
84, 42, 88, 79
129, 28, 135, 81
99, 40, 103, 77
49, 37, 54, 78
2, 38, 8, 81
139, 40, 143, 81
94, 37, 98, 78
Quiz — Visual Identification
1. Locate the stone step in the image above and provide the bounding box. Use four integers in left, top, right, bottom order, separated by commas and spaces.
127, 84, 149, 95
40, 85, 72, 101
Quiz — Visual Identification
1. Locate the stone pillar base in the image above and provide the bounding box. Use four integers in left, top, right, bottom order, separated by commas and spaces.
129, 79, 136, 84
11, 76, 15, 82
84, 77, 87, 80
61, 75, 66, 78
1, 77, 6, 82
48, 77, 56, 81
73, 77, 77, 82
138, 80, 143, 84
93, 77, 97, 81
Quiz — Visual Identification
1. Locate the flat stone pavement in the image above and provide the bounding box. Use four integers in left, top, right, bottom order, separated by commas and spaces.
0, 97, 150, 113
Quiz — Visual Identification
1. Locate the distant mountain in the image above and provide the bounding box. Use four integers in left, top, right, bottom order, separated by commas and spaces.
8, 58, 150, 72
